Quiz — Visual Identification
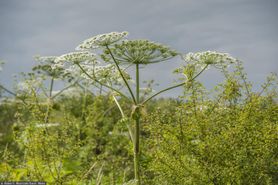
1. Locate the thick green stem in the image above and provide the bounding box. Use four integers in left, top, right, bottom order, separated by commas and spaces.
136, 64, 140, 104
134, 63, 141, 184
49, 78, 54, 97
134, 116, 140, 184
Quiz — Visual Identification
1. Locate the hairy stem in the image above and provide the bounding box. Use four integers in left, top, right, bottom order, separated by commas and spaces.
134, 63, 141, 184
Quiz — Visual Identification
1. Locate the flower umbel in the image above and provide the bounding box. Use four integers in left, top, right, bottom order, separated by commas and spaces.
33, 55, 62, 78
183, 51, 237, 69
54, 51, 97, 65
76, 31, 128, 50
102, 40, 178, 65
175, 51, 237, 81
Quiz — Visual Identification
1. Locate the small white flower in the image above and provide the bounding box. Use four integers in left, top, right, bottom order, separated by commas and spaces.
76, 31, 128, 50
52, 62, 64, 69
64, 65, 82, 76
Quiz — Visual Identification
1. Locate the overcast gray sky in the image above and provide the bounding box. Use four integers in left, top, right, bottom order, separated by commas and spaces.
0, 0, 277, 96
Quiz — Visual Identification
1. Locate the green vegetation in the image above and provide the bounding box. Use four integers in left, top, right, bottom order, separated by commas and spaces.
0, 32, 277, 184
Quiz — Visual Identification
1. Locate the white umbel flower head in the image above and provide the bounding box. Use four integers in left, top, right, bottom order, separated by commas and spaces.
76, 31, 128, 50
55, 51, 96, 64
53, 51, 97, 71
33, 55, 66, 79
183, 51, 237, 69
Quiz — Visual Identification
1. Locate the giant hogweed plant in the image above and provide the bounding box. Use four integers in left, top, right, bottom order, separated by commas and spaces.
36, 31, 238, 184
